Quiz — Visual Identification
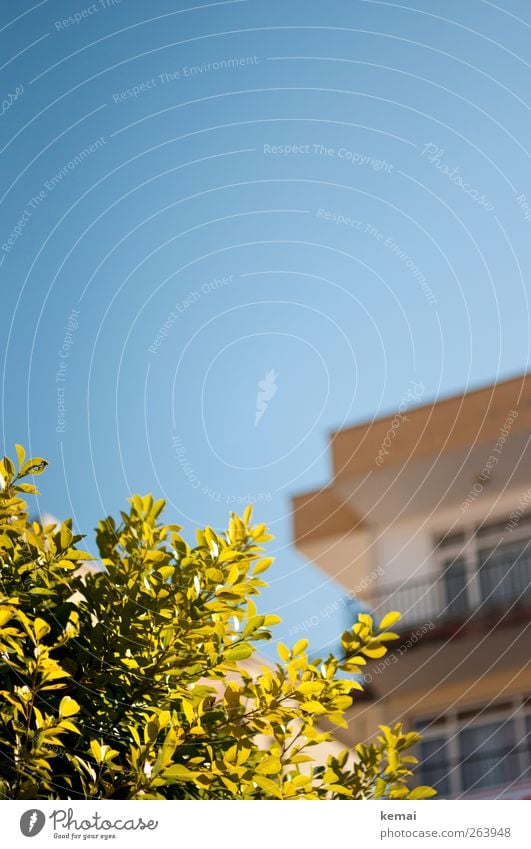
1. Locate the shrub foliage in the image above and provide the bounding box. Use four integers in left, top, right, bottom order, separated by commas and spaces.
0, 447, 434, 800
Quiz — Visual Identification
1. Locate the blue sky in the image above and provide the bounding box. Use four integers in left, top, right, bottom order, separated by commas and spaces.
1, 0, 530, 657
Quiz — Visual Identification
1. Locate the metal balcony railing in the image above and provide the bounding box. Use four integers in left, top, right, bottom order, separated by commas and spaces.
367, 550, 531, 631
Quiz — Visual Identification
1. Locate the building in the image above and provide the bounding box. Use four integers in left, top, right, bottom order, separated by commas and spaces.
292, 374, 531, 798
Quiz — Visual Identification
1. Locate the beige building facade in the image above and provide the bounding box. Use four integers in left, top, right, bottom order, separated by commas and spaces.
292, 374, 531, 798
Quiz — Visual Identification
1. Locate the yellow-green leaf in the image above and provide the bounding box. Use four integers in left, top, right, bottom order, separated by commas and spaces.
301, 700, 327, 714
290, 754, 314, 764
378, 611, 401, 631
277, 642, 290, 662
293, 639, 308, 656
242, 615, 265, 637
34, 618, 51, 641
254, 775, 282, 798
225, 643, 254, 662
164, 764, 196, 781
408, 785, 437, 800
298, 681, 324, 696
226, 563, 239, 586
59, 696, 80, 718
253, 557, 274, 576
263, 614, 281, 626
257, 755, 282, 775
20, 458, 48, 476
0, 608, 14, 627
90, 739, 102, 763
362, 645, 387, 658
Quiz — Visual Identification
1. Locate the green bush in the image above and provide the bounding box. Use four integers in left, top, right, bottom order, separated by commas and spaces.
0, 446, 434, 800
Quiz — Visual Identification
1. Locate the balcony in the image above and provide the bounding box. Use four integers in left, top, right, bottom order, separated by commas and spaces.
367, 543, 531, 634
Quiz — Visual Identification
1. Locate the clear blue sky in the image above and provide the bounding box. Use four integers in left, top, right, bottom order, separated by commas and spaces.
1, 0, 530, 658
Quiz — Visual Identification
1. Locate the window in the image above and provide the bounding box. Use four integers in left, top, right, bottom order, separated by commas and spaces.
524, 715, 531, 783
418, 737, 451, 796
434, 515, 531, 617
478, 537, 531, 605
459, 718, 516, 791
414, 697, 531, 797
442, 556, 469, 615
